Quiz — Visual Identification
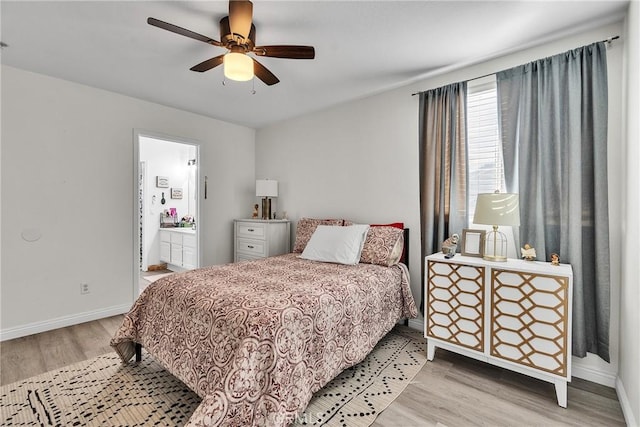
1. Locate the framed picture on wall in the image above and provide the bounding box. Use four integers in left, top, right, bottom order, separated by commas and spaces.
171, 188, 183, 199
156, 176, 169, 188
461, 229, 485, 257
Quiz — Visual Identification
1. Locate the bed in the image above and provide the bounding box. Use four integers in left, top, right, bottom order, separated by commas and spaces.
111, 220, 417, 426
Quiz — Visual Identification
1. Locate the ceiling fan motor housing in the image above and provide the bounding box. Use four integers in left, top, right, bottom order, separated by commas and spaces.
219, 16, 256, 52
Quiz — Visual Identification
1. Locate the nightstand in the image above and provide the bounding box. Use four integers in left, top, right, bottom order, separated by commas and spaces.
234, 219, 291, 262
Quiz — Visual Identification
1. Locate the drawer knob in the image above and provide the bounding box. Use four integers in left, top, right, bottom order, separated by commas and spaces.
247, 245, 254, 249
248, 228, 255, 232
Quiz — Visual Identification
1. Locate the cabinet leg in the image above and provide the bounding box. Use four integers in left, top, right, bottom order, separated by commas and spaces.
554, 380, 567, 408
427, 341, 436, 361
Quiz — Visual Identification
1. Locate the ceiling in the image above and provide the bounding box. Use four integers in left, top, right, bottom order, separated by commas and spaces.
0, 1, 629, 129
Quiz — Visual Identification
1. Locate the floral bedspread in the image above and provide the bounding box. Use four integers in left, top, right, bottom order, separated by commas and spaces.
111, 253, 417, 426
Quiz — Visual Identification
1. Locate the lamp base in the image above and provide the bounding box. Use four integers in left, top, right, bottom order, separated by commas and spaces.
483, 226, 508, 262
482, 254, 508, 262
261, 198, 272, 220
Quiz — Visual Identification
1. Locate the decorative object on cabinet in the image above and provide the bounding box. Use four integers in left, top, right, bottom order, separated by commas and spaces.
551, 253, 560, 265
156, 176, 169, 188
171, 188, 183, 199
234, 219, 290, 262
425, 253, 573, 407
252, 204, 259, 218
521, 243, 537, 261
472, 192, 520, 261
256, 179, 278, 220
441, 233, 459, 258
461, 229, 485, 257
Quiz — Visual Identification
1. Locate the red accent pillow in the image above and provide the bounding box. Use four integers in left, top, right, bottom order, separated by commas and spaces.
370, 222, 404, 229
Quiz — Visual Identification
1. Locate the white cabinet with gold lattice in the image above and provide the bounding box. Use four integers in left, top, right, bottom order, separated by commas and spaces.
425, 253, 573, 407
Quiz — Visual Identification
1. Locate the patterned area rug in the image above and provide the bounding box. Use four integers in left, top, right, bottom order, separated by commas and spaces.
142, 272, 175, 283
0, 326, 425, 426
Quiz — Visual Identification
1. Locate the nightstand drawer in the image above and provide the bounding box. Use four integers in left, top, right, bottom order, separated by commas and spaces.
236, 238, 266, 257
237, 223, 266, 240
236, 253, 261, 262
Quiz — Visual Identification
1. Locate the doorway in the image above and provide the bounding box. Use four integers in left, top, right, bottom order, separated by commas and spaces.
133, 130, 201, 297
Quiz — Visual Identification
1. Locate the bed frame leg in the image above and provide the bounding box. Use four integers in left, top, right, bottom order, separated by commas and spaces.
135, 343, 142, 362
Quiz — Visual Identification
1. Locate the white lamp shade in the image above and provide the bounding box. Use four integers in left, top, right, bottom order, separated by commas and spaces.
473, 193, 520, 226
224, 52, 254, 81
256, 179, 278, 197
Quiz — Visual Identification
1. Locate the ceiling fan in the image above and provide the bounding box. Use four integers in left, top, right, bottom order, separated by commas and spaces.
148, 0, 315, 86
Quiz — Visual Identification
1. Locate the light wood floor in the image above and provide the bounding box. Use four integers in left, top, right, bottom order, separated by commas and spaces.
1, 317, 625, 426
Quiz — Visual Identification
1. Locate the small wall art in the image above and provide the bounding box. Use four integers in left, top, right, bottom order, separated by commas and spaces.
171, 188, 183, 199
156, 176, 169, 188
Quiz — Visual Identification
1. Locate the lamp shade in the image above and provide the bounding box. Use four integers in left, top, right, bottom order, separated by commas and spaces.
224, 52, 254, 81
256, 179, 278, 198
473, 193, 520, 226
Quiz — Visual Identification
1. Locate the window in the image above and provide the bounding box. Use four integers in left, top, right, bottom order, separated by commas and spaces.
466, 76, 505, 225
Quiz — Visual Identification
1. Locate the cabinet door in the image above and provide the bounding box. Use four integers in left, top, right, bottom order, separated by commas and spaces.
182, 246, 196, 269
160, 241, 171, 263
490, 269, 569, 377
426, 261, 485, 352
170, 243, 183, 265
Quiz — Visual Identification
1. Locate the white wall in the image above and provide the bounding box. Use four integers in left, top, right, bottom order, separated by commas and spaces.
1, 65, 255, 339
619, 1, 640, 425
256, 22, 626, 387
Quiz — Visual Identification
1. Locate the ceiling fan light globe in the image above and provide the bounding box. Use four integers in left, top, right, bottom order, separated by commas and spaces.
224, 52, 253, 81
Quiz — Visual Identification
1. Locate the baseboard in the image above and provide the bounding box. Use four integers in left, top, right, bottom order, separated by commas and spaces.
571, 357, 617, 387
616, 376, 638, 427
407, 317, 424, 332
0, 304, 131, 342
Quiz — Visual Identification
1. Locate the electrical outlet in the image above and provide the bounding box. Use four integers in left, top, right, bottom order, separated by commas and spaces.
80, 283, 90, 295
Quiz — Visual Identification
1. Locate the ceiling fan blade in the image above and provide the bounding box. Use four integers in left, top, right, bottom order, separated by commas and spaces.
190, 55, 225, 72
252, 58, 280, 86
253, 45, 315, 59
229, 0, 253, 41
148, 17, 222, 47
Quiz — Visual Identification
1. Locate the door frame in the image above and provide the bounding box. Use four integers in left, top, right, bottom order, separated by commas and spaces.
133, 129, 202, 299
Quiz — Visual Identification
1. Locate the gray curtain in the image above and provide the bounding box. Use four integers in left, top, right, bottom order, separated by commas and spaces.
418, 82, 468, 313
497, 42, 610, 361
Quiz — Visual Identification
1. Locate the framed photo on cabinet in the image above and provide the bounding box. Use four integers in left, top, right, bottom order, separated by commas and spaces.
461, 229, 485, 257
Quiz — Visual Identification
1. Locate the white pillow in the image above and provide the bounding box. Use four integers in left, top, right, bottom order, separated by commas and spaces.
299, 224, 370, 265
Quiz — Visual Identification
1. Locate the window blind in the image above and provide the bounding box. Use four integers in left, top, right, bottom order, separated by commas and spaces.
466, 77, 505, 223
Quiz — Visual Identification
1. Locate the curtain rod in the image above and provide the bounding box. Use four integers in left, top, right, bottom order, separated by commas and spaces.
411, 35, 620, 96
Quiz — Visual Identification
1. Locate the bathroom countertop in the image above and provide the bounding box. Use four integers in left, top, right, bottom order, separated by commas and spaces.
159, 227, 196, 234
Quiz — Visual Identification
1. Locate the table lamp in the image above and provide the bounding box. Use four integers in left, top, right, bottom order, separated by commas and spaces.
473, 192, 520, 261
256, 179, 278, 220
